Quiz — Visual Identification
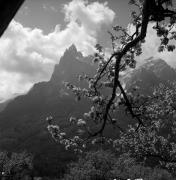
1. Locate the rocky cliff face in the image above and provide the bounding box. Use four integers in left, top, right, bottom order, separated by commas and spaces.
125, 57, 176, 95
0, 44, 95, 176
0, 47, 175, 176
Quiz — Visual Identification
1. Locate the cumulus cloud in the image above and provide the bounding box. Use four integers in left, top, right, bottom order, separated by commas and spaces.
64, 0, 115, 32
0, 0, 115, 102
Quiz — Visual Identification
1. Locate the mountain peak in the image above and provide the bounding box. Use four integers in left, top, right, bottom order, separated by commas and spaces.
125, 57, 176, 95
59, 44, 82, 64
141, 57, 176, 81
62, 44, 82, 57
50, 44, 95, 84
67, 44, 77, 52
144, 57, 167, 67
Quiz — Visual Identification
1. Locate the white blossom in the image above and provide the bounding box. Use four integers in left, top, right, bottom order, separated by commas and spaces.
69, 116, 77, 124
77, 119, 86, 126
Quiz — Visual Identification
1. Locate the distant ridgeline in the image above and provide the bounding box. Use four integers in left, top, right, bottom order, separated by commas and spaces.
0, 45, 176, 176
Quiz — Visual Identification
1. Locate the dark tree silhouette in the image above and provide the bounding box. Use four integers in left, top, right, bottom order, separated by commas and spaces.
0, 0, 24, 37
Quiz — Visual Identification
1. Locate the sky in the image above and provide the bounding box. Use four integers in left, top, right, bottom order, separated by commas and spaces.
0, 0, 176, 102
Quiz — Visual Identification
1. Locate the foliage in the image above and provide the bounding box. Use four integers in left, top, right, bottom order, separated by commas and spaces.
112, 153, 175, 180
62, 150, 174, 180
0, 151, 33, 179
0, 152, 8, 175
62, 150, 115, 180
114, 83, 176, 174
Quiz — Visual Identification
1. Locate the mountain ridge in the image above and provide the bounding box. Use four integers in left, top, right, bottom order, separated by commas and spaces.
125, 57, 176, 94
0, 46, 176, 176
0, 44, 95, 176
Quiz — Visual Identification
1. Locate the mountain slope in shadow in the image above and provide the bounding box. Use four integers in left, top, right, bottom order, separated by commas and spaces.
0, 48, 176, 176
0, 44, 96, 176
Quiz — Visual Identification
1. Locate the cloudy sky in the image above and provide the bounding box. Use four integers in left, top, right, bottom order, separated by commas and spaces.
0, 0, 176, 102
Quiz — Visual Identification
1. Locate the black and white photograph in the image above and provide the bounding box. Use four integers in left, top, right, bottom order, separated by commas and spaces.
0, 0, 176, 179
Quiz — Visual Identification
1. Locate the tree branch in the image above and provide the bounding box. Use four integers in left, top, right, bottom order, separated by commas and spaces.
91, 0, 151, 136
